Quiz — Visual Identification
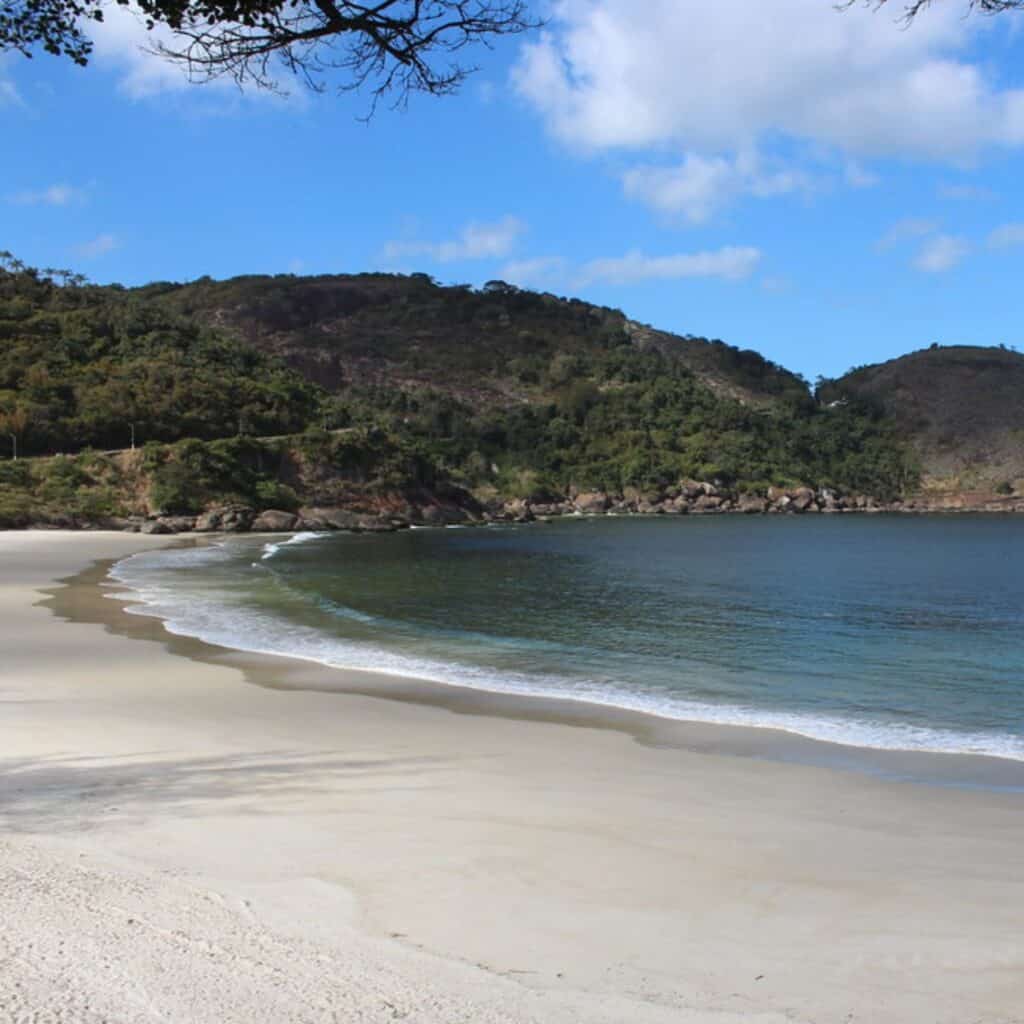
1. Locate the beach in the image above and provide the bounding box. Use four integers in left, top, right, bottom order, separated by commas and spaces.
2, 530, 1023, 1023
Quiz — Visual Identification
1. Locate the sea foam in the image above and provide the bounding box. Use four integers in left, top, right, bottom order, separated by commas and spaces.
107, 540, 1024, 765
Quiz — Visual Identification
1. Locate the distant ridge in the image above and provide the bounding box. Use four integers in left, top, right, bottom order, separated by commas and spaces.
826, 345, 1024, 493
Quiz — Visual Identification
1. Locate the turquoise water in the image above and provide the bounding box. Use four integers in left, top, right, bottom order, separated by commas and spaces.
110, 516, 1024, 761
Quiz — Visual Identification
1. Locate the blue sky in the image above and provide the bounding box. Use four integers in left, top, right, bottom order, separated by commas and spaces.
2, 0, 1023, 381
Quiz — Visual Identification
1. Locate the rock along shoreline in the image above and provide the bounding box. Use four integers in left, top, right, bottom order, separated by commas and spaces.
12, 479, 1024, 534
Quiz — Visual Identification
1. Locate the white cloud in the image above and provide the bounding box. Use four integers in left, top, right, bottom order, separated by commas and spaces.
513, 0, 1024, 160
622, 152, 814, 223
913, 234, 969, 273
75, 234, 119, 259
577, 246, 761, 286
384, 216, 526, 264
988, 223, 1024, 248
9, 184, 86, 206
877, 217, 939, 250
85, 4, 301, 105
87, 5, 200, 99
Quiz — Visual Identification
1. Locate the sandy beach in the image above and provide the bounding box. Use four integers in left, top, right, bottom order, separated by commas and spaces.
2, 530, 1023, 1023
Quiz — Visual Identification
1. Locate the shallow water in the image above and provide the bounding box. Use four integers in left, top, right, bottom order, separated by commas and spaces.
110, 516, 1024, 761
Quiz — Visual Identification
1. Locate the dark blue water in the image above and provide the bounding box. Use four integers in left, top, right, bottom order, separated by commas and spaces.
110, 516, 1024, 760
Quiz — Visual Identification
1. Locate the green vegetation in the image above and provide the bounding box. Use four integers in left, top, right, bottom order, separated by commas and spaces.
0, 257, 321, 456
0, 257, 921, 524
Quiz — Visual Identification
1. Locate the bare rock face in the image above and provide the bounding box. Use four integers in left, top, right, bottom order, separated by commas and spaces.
573, 491, 610, 514
502, 498, 534, 522
678, 480, 705, 501
418, 504, 468, 526
195, 505, 255, 533
692, 495, 723, 513
251, 510, 299, 532
789, 487, 816, 512
737, 494, 767, 514
299, 507, 399, 532
155, 516, 197, 533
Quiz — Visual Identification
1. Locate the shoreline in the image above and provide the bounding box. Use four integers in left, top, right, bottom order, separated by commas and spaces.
3, 531, 1024, 1022
93, 531, 1024, 789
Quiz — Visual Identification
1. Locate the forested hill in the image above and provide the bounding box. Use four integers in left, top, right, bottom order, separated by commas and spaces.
822, 345, 1024, 494
0, 258, 927, 526
143, 271, 811, 409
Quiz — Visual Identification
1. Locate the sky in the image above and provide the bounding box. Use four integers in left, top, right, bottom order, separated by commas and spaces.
2, 0, 1024, 381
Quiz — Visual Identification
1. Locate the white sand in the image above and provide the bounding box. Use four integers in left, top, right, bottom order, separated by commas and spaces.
1, 531, 1023, 1023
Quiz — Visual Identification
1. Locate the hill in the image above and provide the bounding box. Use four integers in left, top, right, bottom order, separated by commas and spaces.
143, 272, 811, 409
0, 258, 921, 527
824, 345, 1024, 495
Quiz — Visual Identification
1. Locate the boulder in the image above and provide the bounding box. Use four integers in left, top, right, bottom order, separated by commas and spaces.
737, 494, 767, 514
251, 509, 299, 532
195, 505, 255, 533
156, 516, 196, 534
503, 499, 536, 524
692, 495, 723, 513
418, 505, 468, 526
357, 515, 401, 533
573, 491, 610, 514
789, 487, 816, 512
140, 520, 173, 535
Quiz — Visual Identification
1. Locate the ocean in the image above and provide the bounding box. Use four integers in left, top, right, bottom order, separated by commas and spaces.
109, 515, 1024, 763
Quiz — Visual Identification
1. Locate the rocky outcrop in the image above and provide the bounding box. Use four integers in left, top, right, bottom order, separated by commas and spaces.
297, 507, 402, 532
417, 505, 469, 526
477, 482, 903, 520
251, 509, 299, 532
194, 505, 256, 533
41, 477, 1024, 538
573, 491, 610, 514
737, 494, 767, 514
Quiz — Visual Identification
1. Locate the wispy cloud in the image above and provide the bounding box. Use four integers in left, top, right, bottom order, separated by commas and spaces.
9, 184, 86, 207
876, 218, 939, 251
0, 80, 22, 107
988, 223, 1024, 249
0, 54, 23, 108
74, 234, 119, 259
913, 234, 969, 273
578, 247, 761, 286
384, 216, 526, 264
622, 152, 814, 225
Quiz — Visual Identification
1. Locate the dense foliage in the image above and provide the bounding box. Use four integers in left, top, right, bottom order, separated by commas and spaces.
0, 261, 321, 455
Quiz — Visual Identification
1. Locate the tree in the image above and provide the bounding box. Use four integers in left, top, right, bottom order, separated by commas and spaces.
0, 0, 537, 102
0, 407, 29, 459
847, 0, 1023, 21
